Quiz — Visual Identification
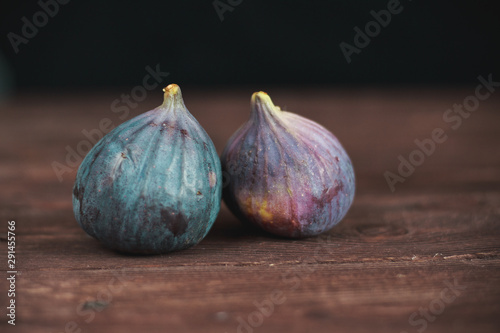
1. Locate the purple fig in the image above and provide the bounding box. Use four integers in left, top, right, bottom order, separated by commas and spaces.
221, 92, 355, 238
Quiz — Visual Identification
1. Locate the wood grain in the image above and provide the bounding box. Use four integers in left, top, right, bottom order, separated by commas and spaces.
0, 88, 499, 333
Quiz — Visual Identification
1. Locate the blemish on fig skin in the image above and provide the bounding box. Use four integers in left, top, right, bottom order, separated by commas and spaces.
242, 196, 302, 237
73, 185, 83, 201
159, 122, 175, 132
161, 209, 188, 237
101, 176, 114, 187
209, 172, 217, 188
121, 152, 127, 159
73, 185, 85, 216
180, 129, 188, 137
336, 180, 344, 193
312, 180, 344, 209
196, 191, 202, 196
85, 207, 101, 227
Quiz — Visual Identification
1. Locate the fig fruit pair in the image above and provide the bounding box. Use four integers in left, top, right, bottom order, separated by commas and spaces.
73, 84, 355, 254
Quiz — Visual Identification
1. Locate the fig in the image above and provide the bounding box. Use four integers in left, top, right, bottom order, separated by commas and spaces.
73, 84, 222, 254
221, 92, 355, 238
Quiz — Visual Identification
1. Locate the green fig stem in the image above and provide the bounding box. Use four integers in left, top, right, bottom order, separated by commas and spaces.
251, 91, 282, 122
251, 91, 270, 103
161, 84, 185, 109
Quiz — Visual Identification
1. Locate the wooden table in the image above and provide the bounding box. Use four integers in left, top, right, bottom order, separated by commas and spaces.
1, 87, 499, 333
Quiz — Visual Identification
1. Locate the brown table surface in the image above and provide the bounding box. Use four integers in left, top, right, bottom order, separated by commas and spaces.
1, 87, 499, 333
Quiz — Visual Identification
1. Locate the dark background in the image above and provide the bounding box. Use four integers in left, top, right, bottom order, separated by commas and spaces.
0, 0, 499, 91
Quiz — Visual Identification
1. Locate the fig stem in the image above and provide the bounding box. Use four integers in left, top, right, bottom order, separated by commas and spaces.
163, 84, 180, 95
161, 84, 184, 108
251, 91, 272, 105
251, 91, 281, 116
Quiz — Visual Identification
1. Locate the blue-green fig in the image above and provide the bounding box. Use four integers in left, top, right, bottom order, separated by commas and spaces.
221, 91, 355, 238
73, 84, 222, 254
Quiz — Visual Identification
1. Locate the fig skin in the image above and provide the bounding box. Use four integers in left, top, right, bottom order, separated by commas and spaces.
73, 84, 222, 254
221, 92, 355, 238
